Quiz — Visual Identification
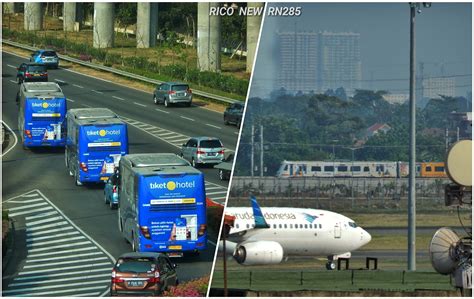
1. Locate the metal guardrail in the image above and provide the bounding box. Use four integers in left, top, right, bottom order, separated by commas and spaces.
3, 39, 240, 104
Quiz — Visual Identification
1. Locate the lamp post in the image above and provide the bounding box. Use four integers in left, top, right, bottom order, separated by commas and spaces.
408, 2, 431, 272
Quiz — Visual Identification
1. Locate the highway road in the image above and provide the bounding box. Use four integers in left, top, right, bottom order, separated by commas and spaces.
1, 51, 238, 296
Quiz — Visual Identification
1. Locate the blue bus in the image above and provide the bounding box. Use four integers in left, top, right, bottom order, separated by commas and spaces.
65, 108, 128, 186
17, 82, 67, 148
118, 154, 207, 256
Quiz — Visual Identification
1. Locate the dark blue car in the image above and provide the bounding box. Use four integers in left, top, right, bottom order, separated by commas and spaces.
104, 172, 119, 209
30, 50, 59, 69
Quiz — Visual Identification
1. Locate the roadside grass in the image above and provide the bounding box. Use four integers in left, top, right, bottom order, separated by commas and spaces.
2, 14, 250, 89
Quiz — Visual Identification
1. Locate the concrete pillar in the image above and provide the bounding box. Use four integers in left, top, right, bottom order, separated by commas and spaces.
197, 2, 221, 72
136, 3, 158, 48
93, 2, 114, 48
3, 3, 21, 14
63, 2, 77, 31
24, 2, 43, 31
246, 2, 264, 73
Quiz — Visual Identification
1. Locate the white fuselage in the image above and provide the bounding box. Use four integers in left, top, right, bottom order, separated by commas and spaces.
226, 207, 371, 257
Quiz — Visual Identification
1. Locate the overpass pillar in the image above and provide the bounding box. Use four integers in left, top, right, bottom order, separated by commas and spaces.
246, 2, 264, 73
93, 2, 114, 48
136, 3, 158, 48
3, 3, 21, 14
197, 2, 221, 72
63, 2, 83, 32
24, 2, 43, 31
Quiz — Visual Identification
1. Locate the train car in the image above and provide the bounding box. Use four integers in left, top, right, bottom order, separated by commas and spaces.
276, 160, 447, 178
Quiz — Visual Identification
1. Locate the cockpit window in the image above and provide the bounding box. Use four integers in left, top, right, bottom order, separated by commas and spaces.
349, 222, 358, 228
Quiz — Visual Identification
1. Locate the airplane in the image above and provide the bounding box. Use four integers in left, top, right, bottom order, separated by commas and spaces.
220, 196, 372, 270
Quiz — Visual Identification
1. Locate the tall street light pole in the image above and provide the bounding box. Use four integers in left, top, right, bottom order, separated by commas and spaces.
408, 2, 431, 272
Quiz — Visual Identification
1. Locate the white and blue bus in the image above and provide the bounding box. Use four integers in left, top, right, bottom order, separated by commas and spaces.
17, 82, 67, 148
118, 154, 207, 256
65, 108, 128, 185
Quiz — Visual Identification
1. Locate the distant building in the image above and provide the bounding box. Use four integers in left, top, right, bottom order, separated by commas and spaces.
422, 77, 456, 99
382, 93, 408, 104
275, 30, 361, 95
276, 31, 318, 94
449, 112, 472, 140
366, 123, 391, 138
317, 31, 362, 95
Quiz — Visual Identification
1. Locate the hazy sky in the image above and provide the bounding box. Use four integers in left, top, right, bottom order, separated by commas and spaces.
251, 2, 472, 98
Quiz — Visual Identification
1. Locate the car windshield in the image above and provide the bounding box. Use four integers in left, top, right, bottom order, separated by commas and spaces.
27, 65, 47, 72
172, 85, 189, 91
42, 51, 57, 57
200, 140, 222, 148
116, 258, 154, 273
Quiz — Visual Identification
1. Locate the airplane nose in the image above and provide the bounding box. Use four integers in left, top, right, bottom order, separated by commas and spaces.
362, 229, 372, 245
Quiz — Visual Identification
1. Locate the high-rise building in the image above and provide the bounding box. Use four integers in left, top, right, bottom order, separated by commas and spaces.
276, 31, 318, 94
317, 31, 362, 93
275, 31, 361, 95
422, 77, 456, 99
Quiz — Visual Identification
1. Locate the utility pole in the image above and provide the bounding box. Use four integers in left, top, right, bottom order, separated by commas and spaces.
251, 125, 255, 177
260, 125, 264, 177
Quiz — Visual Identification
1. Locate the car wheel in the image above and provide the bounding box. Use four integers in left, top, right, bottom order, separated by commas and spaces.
219, 170, 225, 181
164, 98, 170, 107
109, 199, 116, 210
153, 95, 158, 105
237, 119, 241, 129
104, 192, 110, 204
17, 77, 22, 84
191, 158, 198, 168
131, 233, 137, 252
326, 261, 336, 270
185, 101, 191, 107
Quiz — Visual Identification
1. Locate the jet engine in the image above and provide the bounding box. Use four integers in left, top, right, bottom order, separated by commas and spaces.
233, 241, 284, 265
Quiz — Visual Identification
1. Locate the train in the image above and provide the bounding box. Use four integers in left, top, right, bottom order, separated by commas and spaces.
276, 160, 447, 178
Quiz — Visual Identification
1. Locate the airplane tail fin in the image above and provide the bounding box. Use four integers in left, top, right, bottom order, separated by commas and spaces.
250, 196, 270, 229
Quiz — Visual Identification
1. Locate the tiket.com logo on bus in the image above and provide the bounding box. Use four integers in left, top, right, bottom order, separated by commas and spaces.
31, 102, 61, 108
149, 181, 195, 191
86, 129, 121, 136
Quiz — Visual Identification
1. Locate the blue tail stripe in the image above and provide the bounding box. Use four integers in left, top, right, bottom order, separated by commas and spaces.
250, 196, 270, 228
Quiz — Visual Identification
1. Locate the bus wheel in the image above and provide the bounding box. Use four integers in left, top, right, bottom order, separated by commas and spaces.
109, 200, 116, 210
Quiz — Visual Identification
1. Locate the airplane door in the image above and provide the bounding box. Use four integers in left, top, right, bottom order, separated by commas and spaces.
334, 223, 341, 239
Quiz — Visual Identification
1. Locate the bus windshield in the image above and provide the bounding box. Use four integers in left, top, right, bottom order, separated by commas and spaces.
137, 172, 207, 252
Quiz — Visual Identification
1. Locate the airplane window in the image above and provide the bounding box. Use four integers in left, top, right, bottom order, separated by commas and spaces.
246, 224, 249, 229
236, 224, 239, 229
304, 224, 308, 229
273, 224, 277, 229
290, 224, 293, 229
319, 224, 322, 229
284, 224, 287, 228
309, 224, 312, 229
279, 224, 282, 229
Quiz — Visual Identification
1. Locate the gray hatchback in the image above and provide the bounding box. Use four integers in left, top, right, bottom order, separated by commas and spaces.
180, 137, 225, 167
153, 82, 192, 107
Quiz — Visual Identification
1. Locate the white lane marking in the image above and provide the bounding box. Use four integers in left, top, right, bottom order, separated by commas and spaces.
27, 216, 64, 226
9, 198, 44, 204
9, 206, 53, 217
206, 123, 222, 129
26, 251, 102, 263
180, 116, 195, 121
91, 89, 103, 94
82, 104, 92, 108
9, 79, 17, 84
7, 202, 48, 211
73, 84, 84, 89
23, 193, 39, 198
13, 268, 109, 281
54, 79, 66, 84
112, 95, 125, 101
23, 256, 107, 268
18, 262, 111, 275
67, 98, 75, 102
26, 225, 74, 237
28, 246, 99, 258
3, 286, 107, 297
156, 131, 175, 137
26, 220, 69, 232
155, 108, 170, 114
76, 292, 102, 297
7, 64, 16, 68
1, 120, 18, 157
27, 235, 86, 248
133, 102, 147, 107
27, 231, 80, 243
25, 211, 58, 221
2, 279, 110, 294
28, 240, 92, 253
9, 273, 110, 287
165, 137, 188, 143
